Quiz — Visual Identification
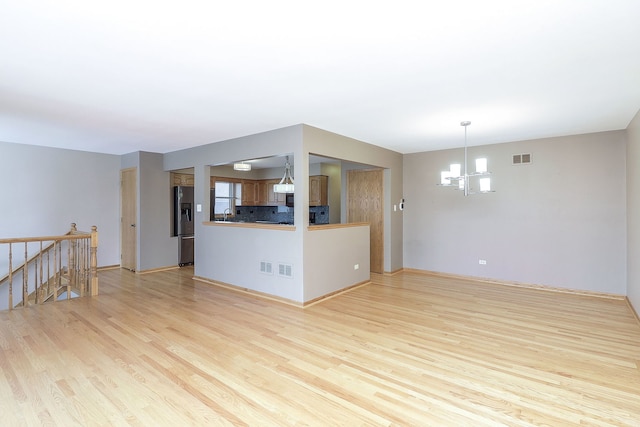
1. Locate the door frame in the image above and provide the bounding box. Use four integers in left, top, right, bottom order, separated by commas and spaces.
120, 167, 137, 271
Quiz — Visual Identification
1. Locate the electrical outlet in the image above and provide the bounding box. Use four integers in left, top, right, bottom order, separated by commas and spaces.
479, 259, 487, 265
354, 264, 359, 270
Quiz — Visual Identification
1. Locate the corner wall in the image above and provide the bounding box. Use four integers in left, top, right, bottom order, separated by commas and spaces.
627, 109, 640, 313
302, 125, 404, 273
164, 125, 306, 299
403, 131, 627, 294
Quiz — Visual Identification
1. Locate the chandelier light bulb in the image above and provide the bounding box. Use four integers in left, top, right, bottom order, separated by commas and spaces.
480, 177, 491, 192
441, 171, 452, 185
476, 158, 487, 174
450, 163, 461, 178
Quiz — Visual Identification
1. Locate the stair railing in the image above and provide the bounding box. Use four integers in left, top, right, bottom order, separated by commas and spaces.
0, 223, 98, 310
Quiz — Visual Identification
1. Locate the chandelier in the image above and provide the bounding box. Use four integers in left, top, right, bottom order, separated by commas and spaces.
439, 121, 492, 196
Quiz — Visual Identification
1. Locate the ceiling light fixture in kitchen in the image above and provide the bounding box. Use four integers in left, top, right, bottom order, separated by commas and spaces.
438, 121, 493, 196
233, 161, 251, 171
273, 156, 294, 193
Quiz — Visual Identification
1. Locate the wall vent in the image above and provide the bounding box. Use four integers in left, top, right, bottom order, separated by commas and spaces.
278, 263, 293, 278
260, 261, 273, 275
512, 153, 532, 165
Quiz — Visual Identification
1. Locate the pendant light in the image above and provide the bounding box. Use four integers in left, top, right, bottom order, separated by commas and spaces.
273, 156, 295, 193
233, 161, 251, 171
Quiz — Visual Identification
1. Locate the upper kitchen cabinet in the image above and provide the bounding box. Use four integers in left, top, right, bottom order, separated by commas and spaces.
266, 179, 286, 205
309, 175, 328, 206
240, 180, 257, 205
172, 172, 194, 186
239, 179, 268, 205
256, 180, 268, 205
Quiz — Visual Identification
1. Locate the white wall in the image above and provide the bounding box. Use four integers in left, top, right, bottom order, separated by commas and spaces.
0, 141, 121, 269
627, 109, 640, 312
403, 131, 627, 295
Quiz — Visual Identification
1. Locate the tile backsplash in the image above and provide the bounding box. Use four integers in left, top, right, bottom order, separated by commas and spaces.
235, 205, 329, 224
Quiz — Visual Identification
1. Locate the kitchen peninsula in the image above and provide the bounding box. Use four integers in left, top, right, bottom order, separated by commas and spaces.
163, 124, 403, 306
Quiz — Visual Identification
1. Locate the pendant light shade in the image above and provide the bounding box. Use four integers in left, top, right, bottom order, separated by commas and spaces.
233, 161, 251, 171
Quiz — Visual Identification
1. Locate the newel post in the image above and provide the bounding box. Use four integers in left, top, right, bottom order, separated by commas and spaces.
69, 223, 77, 288
90, 225, 98, 296
8, 243, 13, 310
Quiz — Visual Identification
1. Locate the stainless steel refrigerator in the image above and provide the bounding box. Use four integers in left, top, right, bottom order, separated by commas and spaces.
174, 186, 194, 266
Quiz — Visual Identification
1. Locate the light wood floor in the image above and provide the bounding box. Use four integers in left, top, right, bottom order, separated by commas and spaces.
1, 268, 639, 426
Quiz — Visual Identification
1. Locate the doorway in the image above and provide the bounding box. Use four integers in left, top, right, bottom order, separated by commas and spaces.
121, 168, 137, 271
346, 169, 384, 274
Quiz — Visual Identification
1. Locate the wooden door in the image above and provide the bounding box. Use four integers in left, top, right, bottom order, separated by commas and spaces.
347, 169, 383, 273
121, 168, 137, 271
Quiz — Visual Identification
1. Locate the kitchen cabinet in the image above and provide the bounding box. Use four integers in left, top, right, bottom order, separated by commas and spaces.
309, 175, 328, 206
240, 179, 279, 206
172, 172, 194, 186
241, 180, 258, 205
267, 179, 286, 205
217, 176, 327, 206
256, 180, 268, 205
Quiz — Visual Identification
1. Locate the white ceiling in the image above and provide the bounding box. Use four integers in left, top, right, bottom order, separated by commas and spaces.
1, 1, 639, 155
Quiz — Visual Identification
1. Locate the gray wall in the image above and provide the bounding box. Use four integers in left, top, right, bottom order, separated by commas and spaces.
627, 109, 640, 312
321, 162, 342, 224
0, 140, 121, 268
138, 152, 177, 271
403, 131, 627, 295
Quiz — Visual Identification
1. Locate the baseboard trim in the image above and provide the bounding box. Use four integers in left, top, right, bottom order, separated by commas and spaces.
401, 268, 626, 300
136, 265, 180, 275
192, 276, 371, 308
626, 297, 640, 325
97, 265, 120, 271
193, 276, 303, 307
383, 268, 403, 276
302, 280, 371, 307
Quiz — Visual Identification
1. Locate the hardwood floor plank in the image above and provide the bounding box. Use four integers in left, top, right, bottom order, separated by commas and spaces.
1, 267, 639, 425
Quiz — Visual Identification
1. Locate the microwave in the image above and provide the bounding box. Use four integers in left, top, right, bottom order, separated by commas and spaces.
286, 193, 294, 207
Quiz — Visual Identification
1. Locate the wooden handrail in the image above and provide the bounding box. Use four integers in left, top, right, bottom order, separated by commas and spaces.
0, 223, 81, 283
0, 234, 91, 244
0, 223, 99, 310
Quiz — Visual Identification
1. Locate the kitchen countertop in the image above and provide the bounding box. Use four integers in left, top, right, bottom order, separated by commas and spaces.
204, 221, 295, 231
204, 221, 368, 231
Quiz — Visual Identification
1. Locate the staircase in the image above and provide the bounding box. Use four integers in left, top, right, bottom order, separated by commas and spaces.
0, 223, 98, 311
